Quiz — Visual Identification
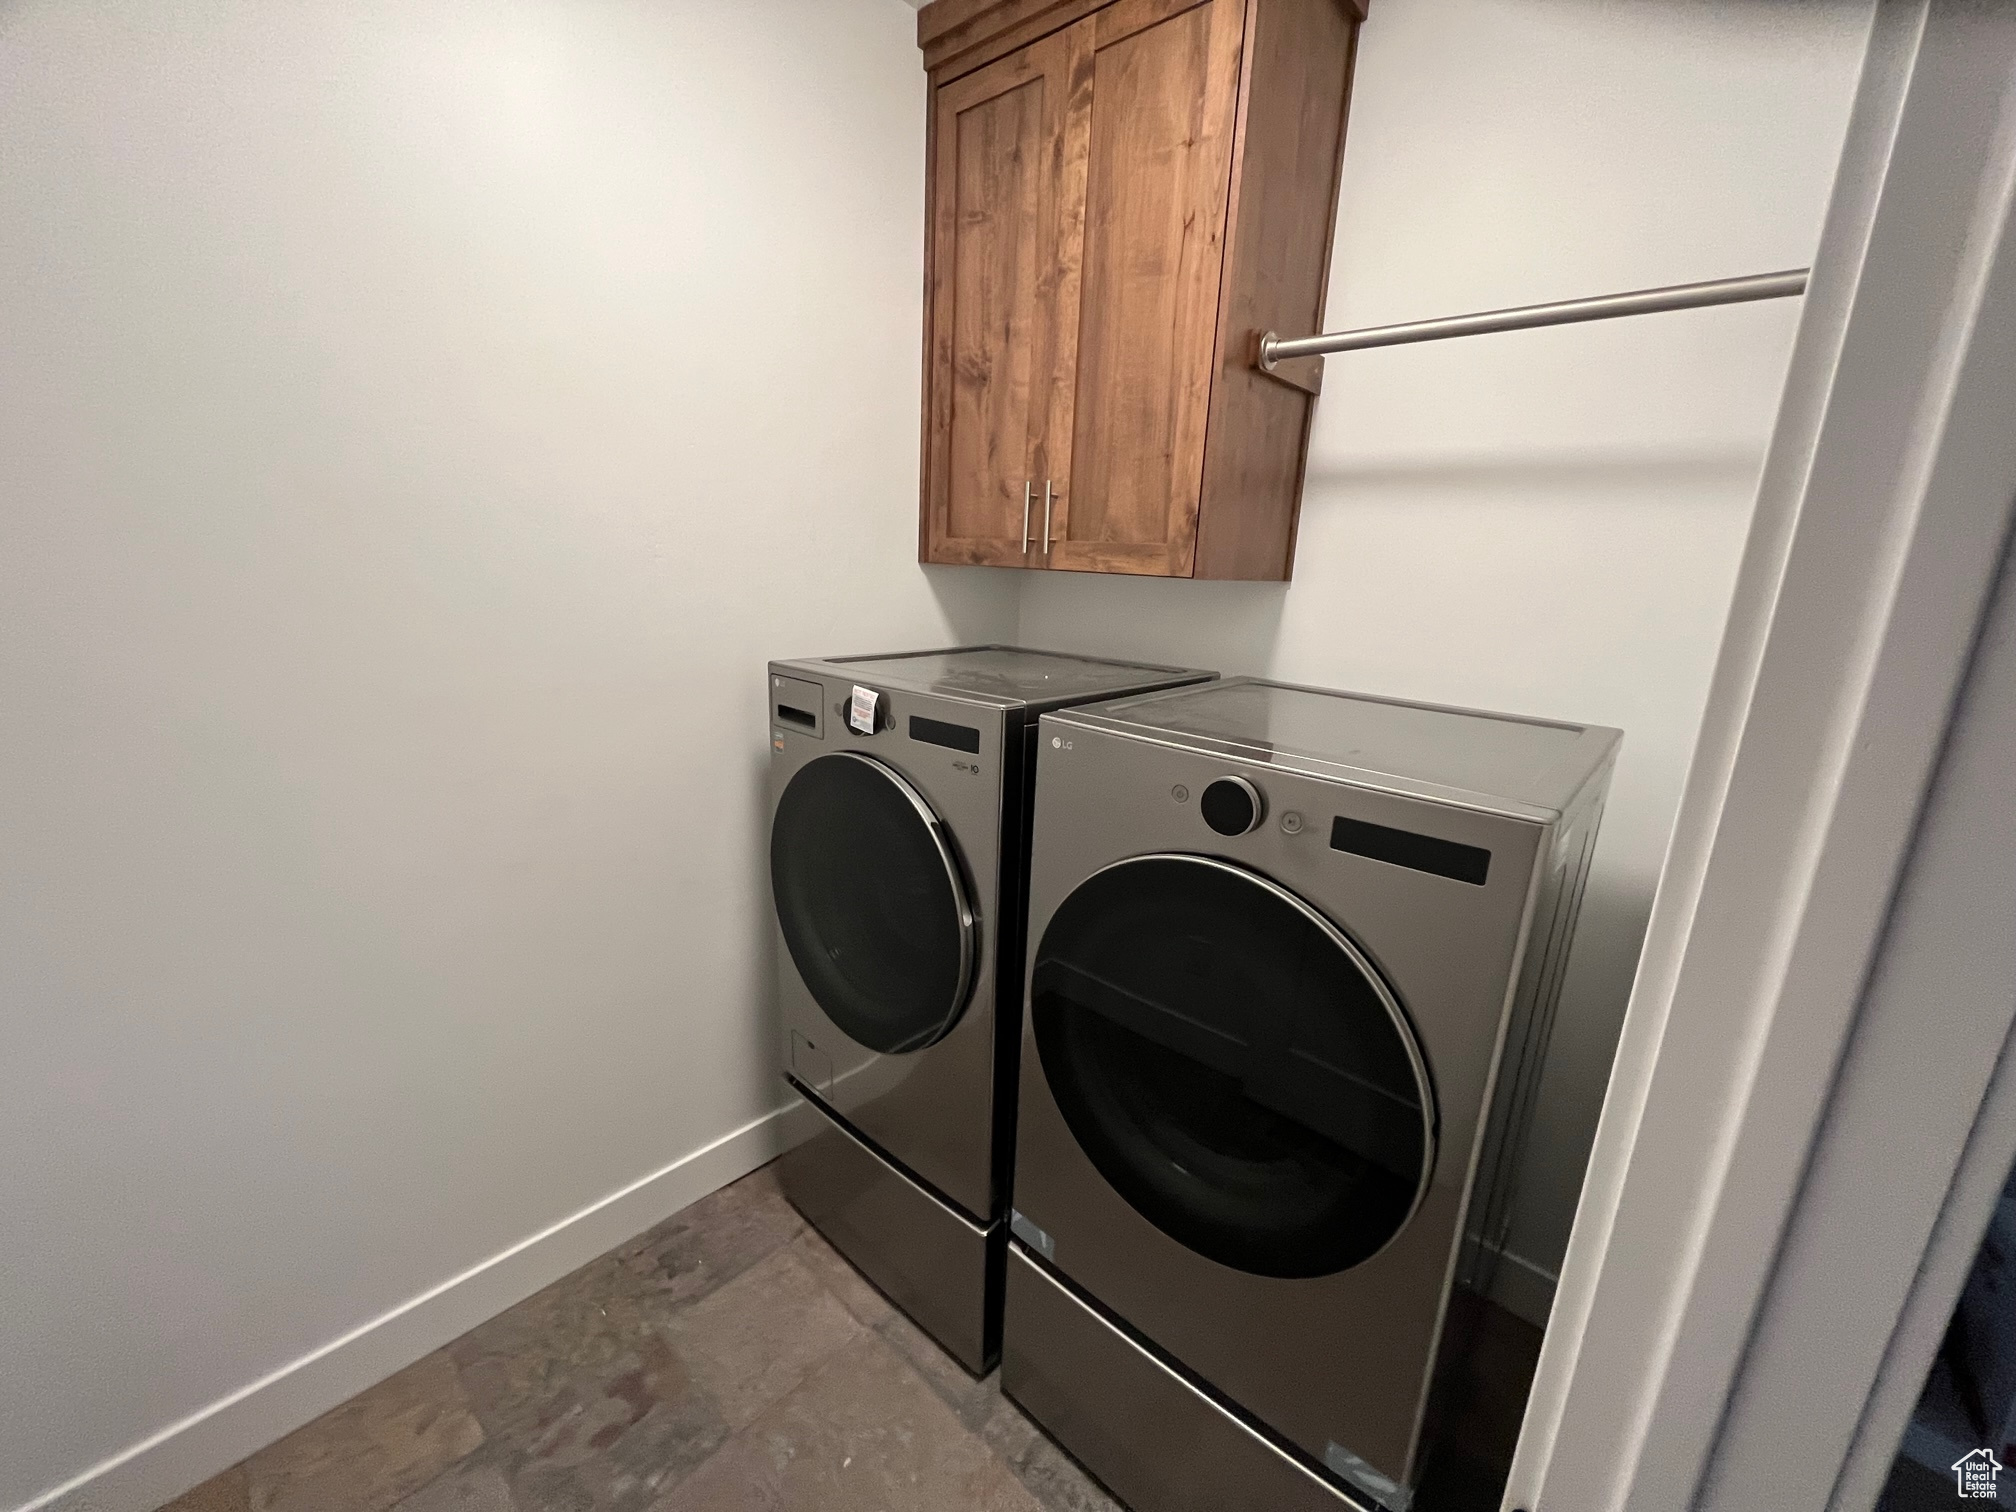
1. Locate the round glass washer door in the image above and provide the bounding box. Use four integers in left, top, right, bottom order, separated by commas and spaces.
770, 751, 978, 1055
1031, 854, 1436, 1279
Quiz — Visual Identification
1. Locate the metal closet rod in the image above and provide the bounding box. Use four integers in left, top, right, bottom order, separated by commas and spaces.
1256, 268, 1810, 375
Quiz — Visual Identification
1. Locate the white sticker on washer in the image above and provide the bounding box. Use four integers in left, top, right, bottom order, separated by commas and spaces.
848, 685, 879, 735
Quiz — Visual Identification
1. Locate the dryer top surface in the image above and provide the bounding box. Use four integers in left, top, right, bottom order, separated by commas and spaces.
779, 645, 1211, 710
1057, 677, 1620, 815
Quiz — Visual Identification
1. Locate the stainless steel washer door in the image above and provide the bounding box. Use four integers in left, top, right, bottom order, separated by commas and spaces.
770, 752, 977, 1055
1030, 854, 1435, 1279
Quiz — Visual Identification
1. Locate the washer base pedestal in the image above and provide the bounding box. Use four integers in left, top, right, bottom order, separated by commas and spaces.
1001, 1243, 1372, 1512
777, 1083, 1001, 1374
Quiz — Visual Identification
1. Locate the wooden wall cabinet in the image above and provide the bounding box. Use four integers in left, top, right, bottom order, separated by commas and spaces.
916, 0, 1363, 580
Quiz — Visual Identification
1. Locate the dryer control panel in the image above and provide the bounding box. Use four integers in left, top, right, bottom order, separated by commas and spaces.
1200, 776, 1265, 836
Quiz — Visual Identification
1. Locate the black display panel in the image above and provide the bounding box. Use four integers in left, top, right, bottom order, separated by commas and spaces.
1330, 815, 1490, 886
770, 754, 974, 1054
910, 715, 982, 754
1032, 855, 1434, 1278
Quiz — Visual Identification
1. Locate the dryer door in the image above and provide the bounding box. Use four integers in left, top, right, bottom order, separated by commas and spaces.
770, 751, 978, 1055
1030, 854, 1436, 1278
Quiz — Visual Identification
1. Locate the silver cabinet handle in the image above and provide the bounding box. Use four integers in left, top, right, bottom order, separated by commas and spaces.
1043, 480, 1053, 555
1022, 481, 1032, 553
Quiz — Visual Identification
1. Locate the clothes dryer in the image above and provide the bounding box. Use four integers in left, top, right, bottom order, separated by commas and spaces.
766, 647, 1213, 1373
1003, 677, 1619, 1510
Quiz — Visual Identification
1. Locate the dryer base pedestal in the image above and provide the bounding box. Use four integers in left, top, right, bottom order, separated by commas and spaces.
1002, 1243, 1373, 1512
776, 1082, 1001, 1374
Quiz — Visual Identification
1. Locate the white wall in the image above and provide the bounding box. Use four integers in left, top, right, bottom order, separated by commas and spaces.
1018, 0, 1873, 1293
0, 2, 1014, 1507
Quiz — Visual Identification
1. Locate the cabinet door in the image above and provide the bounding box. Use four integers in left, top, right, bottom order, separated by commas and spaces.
1044, 0, 1245, 577
922, 32, 1077, 567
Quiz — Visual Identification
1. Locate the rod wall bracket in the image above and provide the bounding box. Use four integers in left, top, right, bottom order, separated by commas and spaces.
1252, 330, 1324, 396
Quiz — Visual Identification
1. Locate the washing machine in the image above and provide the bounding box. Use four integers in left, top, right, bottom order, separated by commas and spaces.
1002, 677, 1619, 1511
766, 646, 1214, 1374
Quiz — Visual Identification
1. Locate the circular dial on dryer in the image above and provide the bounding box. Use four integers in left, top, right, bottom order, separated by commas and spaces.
1031, 854, 1436, 1278
770, 752, 977, 1055
1200, 776, 1263, 836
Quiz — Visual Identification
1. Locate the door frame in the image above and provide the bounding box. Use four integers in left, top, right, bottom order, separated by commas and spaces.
1505, 3, 2016, 1509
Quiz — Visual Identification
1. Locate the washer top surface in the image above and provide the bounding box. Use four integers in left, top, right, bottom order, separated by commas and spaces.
1059, 676, 1619, 816
790, 645, 1207, 709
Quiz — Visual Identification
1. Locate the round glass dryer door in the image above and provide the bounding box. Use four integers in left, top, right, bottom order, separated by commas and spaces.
770, 752, 978, 1055
1031, 854, 1436, 1278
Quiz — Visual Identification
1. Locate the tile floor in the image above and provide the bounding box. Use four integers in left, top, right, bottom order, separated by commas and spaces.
160, 1162, 1117, 1512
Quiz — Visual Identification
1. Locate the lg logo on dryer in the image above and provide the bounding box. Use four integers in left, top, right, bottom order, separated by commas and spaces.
952, 760, 982, 776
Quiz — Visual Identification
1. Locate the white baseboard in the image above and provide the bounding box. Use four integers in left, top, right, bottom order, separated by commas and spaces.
23, 1098, 822, 1512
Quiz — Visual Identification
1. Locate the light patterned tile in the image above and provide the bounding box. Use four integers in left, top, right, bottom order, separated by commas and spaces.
615, 1166, 804, 1311
977, 1390, 1043, 1473
785, 1228, 893, 1332
872, 1307, 996, 1432
495, 1334, 727, 1512
244, 1352, 484, 1512
648, 1333, 1043, 1512
159, 1161, 1129, 1512
156, 1465, 250, 1512
1013, 1435, 1126, 1512
451, 1253, 664, 1443
388, 1459, 517, 1512
661, 1248, 864, 1431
